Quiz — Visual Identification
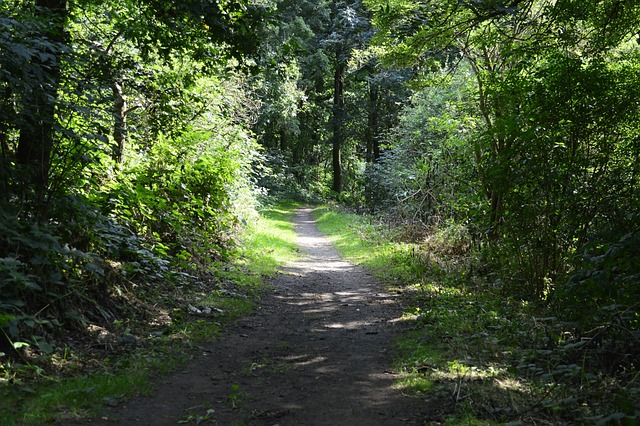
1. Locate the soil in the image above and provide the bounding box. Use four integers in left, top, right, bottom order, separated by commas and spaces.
82, 207, 432, 425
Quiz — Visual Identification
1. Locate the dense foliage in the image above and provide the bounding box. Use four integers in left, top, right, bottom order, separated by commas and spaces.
359, 1, 640, 422
255, 0, 640, 318
364, 0, 640, 302
1, 0, 267, 369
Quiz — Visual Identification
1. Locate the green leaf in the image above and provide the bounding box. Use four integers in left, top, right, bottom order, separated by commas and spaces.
595, 413, 627, 426
0, 314, 15, 327
32, 336, 54, 354
84, 262, 105, 276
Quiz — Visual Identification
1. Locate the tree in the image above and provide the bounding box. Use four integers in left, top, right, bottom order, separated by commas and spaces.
15, 0, 68, 203
251, 0, 332, 195
2, 0, 268, 215
325, 0, 372, 193
0, 0, 270, 363
366, 0, 640, 298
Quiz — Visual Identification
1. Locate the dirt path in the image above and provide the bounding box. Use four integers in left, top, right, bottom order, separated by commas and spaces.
87, 207, 429, 425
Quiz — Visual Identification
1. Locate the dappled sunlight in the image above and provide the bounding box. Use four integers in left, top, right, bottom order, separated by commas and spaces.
225, 206, 425, 422
281, 403, 304, 410
394, 375, 435, 395
428, 361, 506, 382
296, 234, 331, 249
267, 346, 401, 399
388, 315, 416, 323
273, 289, 397, 323
323, 319, 373, 330
291, 355, 327, 366
494, 377, 528, 392
280, 259, 353, 273
315, 365, 342, 374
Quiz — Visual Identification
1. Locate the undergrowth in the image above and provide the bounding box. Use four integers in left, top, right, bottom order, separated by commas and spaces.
312, 204, 640, 425
0, 201, 300, 425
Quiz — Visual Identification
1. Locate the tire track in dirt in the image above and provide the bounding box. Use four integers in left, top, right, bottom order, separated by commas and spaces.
82, 207, 430, 425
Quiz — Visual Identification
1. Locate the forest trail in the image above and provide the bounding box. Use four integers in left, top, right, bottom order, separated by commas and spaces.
85, 207, 430, 425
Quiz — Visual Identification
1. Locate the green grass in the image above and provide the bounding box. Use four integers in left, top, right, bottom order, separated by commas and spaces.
234, 200, 301, 279
0, 349, 174, 425
312, 204, 640, 424
310, 205, 531, 424
2, 358, 159, 423
311, 206, 421, 286
0, 201, 302, 426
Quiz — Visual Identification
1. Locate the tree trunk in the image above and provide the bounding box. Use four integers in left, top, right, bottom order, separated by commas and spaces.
0, 86, 10, 198
365, 83, 379, 163
488, 189, 503, 239
112, 81, 127, 165
16, 0, 67, 196
332, 55, 345, 194
279, 129, 288, 152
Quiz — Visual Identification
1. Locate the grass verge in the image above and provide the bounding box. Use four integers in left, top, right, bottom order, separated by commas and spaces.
311, 205, 638, 425
311, 206, 422, 287
0, 201, 301, 426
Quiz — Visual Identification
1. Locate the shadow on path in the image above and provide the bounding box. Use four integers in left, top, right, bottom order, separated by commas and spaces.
83, 207, 429, 425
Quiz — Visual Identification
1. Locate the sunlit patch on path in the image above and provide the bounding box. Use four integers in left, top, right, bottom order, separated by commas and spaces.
221, 206, 427, 424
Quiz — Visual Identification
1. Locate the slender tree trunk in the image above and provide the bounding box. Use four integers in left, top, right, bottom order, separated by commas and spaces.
0, 125, 8, 199
0, 85, 10, 198
488, 189, 503, 239
279, 129, 288, 152
332, 55, 345, 194
365, 83, 379, 163
16, 0, 67, 198
112, 81, 127, 165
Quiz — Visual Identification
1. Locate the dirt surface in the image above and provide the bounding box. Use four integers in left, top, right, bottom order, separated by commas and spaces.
85, 207, 430, 425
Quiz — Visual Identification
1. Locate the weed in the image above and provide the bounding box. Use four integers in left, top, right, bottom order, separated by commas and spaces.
227, 383, 248, 409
